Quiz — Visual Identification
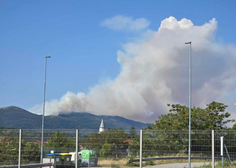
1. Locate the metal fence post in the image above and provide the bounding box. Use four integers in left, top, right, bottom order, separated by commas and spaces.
18, 129, 22, 168
140, 129, 142, 168
75, 129, 79, 168
221, 136, 224, 168
224, 144, 231, 165
212, 130, 214, 168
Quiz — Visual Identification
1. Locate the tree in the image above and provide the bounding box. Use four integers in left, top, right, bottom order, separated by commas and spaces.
129, 125, 137, 138
146, 101, 234, 131
130, 101, 236, 158
0, 130, 19, 165
81, 128, 130, 158
0, 129, 41, 165
21, 141, 40, 163
44, 130, 75, 153
99, 143, 113, 157
232, 124, 236, 130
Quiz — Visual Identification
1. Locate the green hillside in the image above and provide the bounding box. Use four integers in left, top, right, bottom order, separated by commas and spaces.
0, 106, 150, 130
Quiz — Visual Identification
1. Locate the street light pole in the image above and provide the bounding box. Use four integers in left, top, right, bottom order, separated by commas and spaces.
185, 42, 192, 168
40, 56, 51, 163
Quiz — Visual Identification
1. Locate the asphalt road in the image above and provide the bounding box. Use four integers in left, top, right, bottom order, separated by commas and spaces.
92, 162, 211, 168
144, 162, 211, 168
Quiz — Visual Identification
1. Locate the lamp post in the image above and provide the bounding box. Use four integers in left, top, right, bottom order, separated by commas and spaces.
185, 42, 192, 168
40, 56, 51, 163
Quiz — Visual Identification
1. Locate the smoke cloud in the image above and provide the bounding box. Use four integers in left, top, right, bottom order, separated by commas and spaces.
30, 16, 236, 123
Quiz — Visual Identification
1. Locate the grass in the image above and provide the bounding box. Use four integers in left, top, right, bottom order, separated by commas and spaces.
97, 155, 231, 168
197, 160, 236, 168
97, 158, 156, 167
97, 157, 207, 167
98, 158, 129, 167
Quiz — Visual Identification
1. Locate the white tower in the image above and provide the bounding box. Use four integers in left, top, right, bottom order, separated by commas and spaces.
99, 118, 105, 133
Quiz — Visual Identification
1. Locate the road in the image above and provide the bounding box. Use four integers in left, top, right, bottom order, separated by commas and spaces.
92, 162, 211, 168
144, 162, 211, 168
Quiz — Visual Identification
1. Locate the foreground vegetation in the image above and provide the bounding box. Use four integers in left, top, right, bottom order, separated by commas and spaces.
1, 101, 236, 166
198, 160, 236, 168
97, 159, 236, 168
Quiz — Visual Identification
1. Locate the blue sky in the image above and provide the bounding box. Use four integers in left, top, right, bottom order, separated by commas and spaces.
1, 0, 236, 123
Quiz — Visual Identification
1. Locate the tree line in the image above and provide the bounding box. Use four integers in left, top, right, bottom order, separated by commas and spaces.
81, 101, 236, 158
1, 101, 236, 164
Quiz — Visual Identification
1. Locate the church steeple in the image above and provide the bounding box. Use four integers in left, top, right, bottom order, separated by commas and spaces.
99, 118, 105, 133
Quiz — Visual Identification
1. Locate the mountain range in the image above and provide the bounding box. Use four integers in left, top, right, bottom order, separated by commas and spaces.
0, 106, 150, 130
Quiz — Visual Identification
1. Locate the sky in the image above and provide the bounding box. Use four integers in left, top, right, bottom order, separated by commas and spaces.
1, 0, 236, 124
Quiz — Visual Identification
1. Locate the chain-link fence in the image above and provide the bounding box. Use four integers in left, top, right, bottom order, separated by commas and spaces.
215, 130, 236, 160
139, 130, 213, 157
1, 129, 236, 167
0, 129, 77, 166
0, 129, 19, 165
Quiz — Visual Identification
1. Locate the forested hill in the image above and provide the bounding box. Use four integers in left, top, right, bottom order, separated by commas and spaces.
0, 106, 150, 130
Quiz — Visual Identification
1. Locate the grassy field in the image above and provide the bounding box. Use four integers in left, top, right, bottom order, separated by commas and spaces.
97, 157, 211, 167
198, 161, 236, 168
97, 157, 235, 168
97, 158, 162, 167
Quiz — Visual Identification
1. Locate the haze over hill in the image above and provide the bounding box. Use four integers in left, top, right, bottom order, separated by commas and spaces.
0, 106, 150, 130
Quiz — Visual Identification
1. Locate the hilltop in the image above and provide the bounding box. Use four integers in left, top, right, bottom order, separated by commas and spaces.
0, 106, 150, 130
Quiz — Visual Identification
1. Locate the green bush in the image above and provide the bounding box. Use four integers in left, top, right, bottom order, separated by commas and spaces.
146, 160, 154, 165
99, 143, 113, 157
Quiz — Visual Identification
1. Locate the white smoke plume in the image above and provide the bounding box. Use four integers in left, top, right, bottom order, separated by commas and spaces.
30, 16, 236, 123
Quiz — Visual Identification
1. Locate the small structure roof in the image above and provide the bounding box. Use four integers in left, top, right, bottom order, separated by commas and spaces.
100, 118, 105, 128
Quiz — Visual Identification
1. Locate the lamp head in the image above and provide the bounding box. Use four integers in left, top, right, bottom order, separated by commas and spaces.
45, 56, 51, 58
185, 42, 191, 44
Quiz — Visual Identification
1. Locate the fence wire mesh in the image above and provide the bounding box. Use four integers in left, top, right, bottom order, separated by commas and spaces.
0, 129, 19, 165
141, 130, 213, 157
0, 129, 77, 166
215, 130, 236, 160
1, 129, 236, 166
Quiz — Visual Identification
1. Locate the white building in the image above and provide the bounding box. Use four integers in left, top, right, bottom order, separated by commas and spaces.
98, 119, 105, 133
